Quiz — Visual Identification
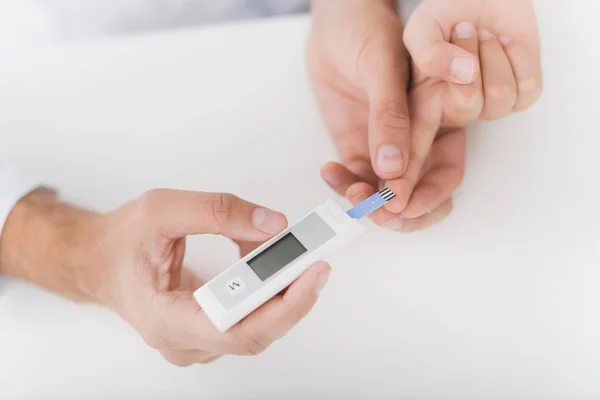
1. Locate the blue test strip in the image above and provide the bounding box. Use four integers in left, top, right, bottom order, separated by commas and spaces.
346, 188, 396, 219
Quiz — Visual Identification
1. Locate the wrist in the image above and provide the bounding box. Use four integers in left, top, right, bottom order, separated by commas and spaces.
0, 189, 100, 302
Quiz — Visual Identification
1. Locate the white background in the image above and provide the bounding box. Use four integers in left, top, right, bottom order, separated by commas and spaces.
0, 0, 310, 50
1, 0, 599, 399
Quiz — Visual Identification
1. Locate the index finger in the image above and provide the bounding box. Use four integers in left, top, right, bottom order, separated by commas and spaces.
135, 189, 287, 242
365, 52, 411, 181
385, 87, 443, 213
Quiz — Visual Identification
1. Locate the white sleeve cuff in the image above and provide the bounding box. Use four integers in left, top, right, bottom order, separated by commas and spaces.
0, 164, 42, 238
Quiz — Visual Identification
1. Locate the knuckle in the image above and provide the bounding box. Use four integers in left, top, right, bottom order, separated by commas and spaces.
209, 193, 236, 228
135, 189, 159, 216
134, 189, 168, 219
375, 102, 410, 135
486, 84, 516, 100
408, 149, 427, 172
453, 88, 483, 116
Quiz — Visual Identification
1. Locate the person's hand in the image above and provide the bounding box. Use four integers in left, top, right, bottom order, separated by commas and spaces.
0, 189, 330, 366
308, 0, 411, 200
378, 0, 543, 225
88, 190, 331, 365
404, 0, 542, 125
309, 0, 542, 231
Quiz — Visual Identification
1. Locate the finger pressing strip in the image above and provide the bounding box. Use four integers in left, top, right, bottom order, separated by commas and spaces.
346, 188, 397, 219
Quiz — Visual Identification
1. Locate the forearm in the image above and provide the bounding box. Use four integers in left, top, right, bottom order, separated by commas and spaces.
312, 0, 396, 16
0, 189, 97, 302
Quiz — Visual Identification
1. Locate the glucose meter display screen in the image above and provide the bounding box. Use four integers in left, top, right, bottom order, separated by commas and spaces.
247, 233, 307, 281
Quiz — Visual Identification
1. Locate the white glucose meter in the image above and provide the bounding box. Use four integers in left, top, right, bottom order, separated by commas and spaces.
194, 188, 396, 332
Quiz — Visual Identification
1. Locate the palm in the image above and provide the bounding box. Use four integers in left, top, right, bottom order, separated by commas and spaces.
308, 0, 540, 231
307, 2, 409, 193
308, 64, 375, 186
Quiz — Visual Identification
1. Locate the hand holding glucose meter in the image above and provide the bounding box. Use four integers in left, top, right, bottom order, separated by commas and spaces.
194, 188, 396, 332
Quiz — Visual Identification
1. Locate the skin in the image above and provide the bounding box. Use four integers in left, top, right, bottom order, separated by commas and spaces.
0, 189, 331, 366
0, 0, 542, 367
309, 0, 542, 231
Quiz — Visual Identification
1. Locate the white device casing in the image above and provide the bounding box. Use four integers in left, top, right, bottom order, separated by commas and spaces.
194, 199, 366, 332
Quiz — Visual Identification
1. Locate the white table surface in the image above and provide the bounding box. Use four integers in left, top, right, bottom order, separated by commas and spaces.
1, 1, 599, 399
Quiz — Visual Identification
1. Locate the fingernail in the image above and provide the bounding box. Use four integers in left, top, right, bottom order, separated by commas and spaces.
455, 21, 473, 39
451, 57, 474, 83
252, 208, 285, 235
479, 30, 492, 41
383, 218, 404, 231
377, 145, 403, 174
315, 269, 331, 295
499, 36, 510, 46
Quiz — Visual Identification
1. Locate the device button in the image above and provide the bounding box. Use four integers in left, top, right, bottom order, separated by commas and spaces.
225, 277, 245, 295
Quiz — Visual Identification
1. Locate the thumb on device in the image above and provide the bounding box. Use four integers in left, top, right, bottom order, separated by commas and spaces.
138, 189, 287, 241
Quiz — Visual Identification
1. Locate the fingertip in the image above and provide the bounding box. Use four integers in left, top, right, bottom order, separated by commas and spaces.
309, 262, 331, 296
304, 260, 331, 277
345, 182, 375, 204
285, 261, 330, 295
277, 262, 331, 318
252, 208, 288, 235
513, 83, 543, 112
320, 162, 343, 187
455, 21, 474, 39
383, 180, 411, 214
502, 41, 544, 112
400, 180, 448, 219
321, 161, 361, 196
401, 188, 436, 219
418, 40, 479, 84
398, 199, 453, 232
450, 53, 478, 84
237, 262, 331, 342
479, 29, 493, 42
384, 199, 406, 214
374, 144, 408, 179
382, 217, 405, 231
